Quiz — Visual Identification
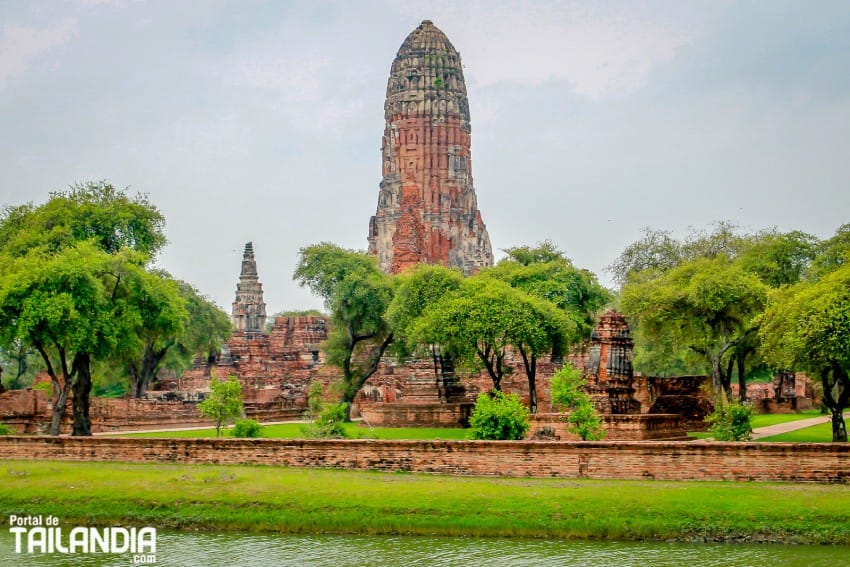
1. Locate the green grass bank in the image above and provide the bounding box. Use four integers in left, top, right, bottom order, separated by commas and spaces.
2, 460, 848, 544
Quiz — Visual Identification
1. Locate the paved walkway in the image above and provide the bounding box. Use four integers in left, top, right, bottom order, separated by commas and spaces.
92, 419, 308, 436
750, 414, 839, 440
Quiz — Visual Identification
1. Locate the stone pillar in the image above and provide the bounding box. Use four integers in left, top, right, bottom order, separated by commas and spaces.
231, 242, 267, 333
583, 310, 641, 414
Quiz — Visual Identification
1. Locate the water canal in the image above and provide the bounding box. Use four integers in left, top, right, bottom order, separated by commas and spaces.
2, 531, 848, 566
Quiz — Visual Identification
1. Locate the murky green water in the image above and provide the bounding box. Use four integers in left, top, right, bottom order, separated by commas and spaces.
2, 531, 848, 566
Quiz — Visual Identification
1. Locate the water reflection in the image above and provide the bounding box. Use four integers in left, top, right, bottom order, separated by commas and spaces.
1, 531, 845, 567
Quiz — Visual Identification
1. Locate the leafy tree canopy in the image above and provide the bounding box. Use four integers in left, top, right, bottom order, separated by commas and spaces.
386, 264, 464, 355
486, 240, 610, 340
0, 181, 165, 261
809, 223, 850, 280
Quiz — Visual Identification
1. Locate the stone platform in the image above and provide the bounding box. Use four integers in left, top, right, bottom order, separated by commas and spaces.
358, 402, 473, 428
528, 413, 687, 441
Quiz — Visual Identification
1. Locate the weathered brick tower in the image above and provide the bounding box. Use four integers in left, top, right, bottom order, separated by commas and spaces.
231, 242, 266, 333
368, 20, 493, 275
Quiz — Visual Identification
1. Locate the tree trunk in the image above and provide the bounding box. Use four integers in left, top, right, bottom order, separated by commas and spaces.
340, 332, 393, 422
476, 345, 503, 392
528, 373, 537, 414
737, 351, 747, 403
129, 344, 170, 398
518, 347, 538, 414
128, 365, 143, 399
71, 353, 93, 436
34, 341, 70, 436
830, 409, 847, 442
820, 365, 849, 442
710, 355, 726, 405
49, 381, 70, 436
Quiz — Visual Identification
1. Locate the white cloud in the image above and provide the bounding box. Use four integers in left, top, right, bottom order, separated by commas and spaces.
417, 1, 706, 100
0, 17, 77, 91
220, 45, 374, 135
229, 51, 332, 100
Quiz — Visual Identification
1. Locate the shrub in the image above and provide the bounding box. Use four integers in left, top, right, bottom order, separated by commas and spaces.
301, 402, 348, 439
469, 391, 529, 440
567, 403, 605, 441
550, 364, 605, 440
707, 402, 754, 441
0, 423, 14, 436
232, 419, 263, 438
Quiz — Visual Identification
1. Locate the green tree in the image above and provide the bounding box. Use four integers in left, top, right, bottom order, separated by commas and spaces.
412, 278, 560, 395
489, 241, 609, 342
621, 255, 768, 404
0, 181, 165, 259
484, 241, 609, 412
293, 243, 394, 420
116, 270, 187, 398
0, 182, 168, 435
606, 227, 683, 287
550, 364, 605, 440
612, 223, 814, 400
198, 373, 244, 437
169, 281, 232, 373
469, 390, 529, 440
809, 223, 850, 279
0, 243, 135, 435
386, 264, 464, 390
759, 264, 850, 441
737, 229, 818, 288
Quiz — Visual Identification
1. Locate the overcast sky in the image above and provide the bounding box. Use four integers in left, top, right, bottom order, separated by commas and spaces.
2, 1, 849, 315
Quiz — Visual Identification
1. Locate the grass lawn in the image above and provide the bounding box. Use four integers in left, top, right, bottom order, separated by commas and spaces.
758, 422, 835, 442
118, 422, 471, 440
750, 409, 822, 429
688, 410, 824, 439
1, 460, 849, 543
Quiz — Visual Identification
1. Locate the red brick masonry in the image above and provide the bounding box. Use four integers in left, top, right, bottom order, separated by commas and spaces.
1, 437, 847, 483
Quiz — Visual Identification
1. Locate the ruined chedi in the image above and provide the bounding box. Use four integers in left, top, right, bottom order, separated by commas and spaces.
231, 242, 267, 333
368, 20, 493, 275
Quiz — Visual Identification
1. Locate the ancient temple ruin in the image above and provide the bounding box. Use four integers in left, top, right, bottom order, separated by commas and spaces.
582, 310, 642, 415
231, 242, 266, 333
368, 20, 493, 275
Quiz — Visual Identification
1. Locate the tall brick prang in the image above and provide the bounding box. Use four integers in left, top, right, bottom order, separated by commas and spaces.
231, 242, 266, 333
368, 20, 493, 275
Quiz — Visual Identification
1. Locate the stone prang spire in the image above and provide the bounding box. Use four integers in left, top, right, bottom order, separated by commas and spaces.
368, 20, 493, 275
231, 242, 266, 333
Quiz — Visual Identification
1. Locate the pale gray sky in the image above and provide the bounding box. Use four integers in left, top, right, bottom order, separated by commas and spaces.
2, 1, 849, 314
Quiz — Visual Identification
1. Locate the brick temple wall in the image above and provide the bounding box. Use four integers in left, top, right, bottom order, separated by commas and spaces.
1, 436, 848, 483
0, 389, 301, 434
